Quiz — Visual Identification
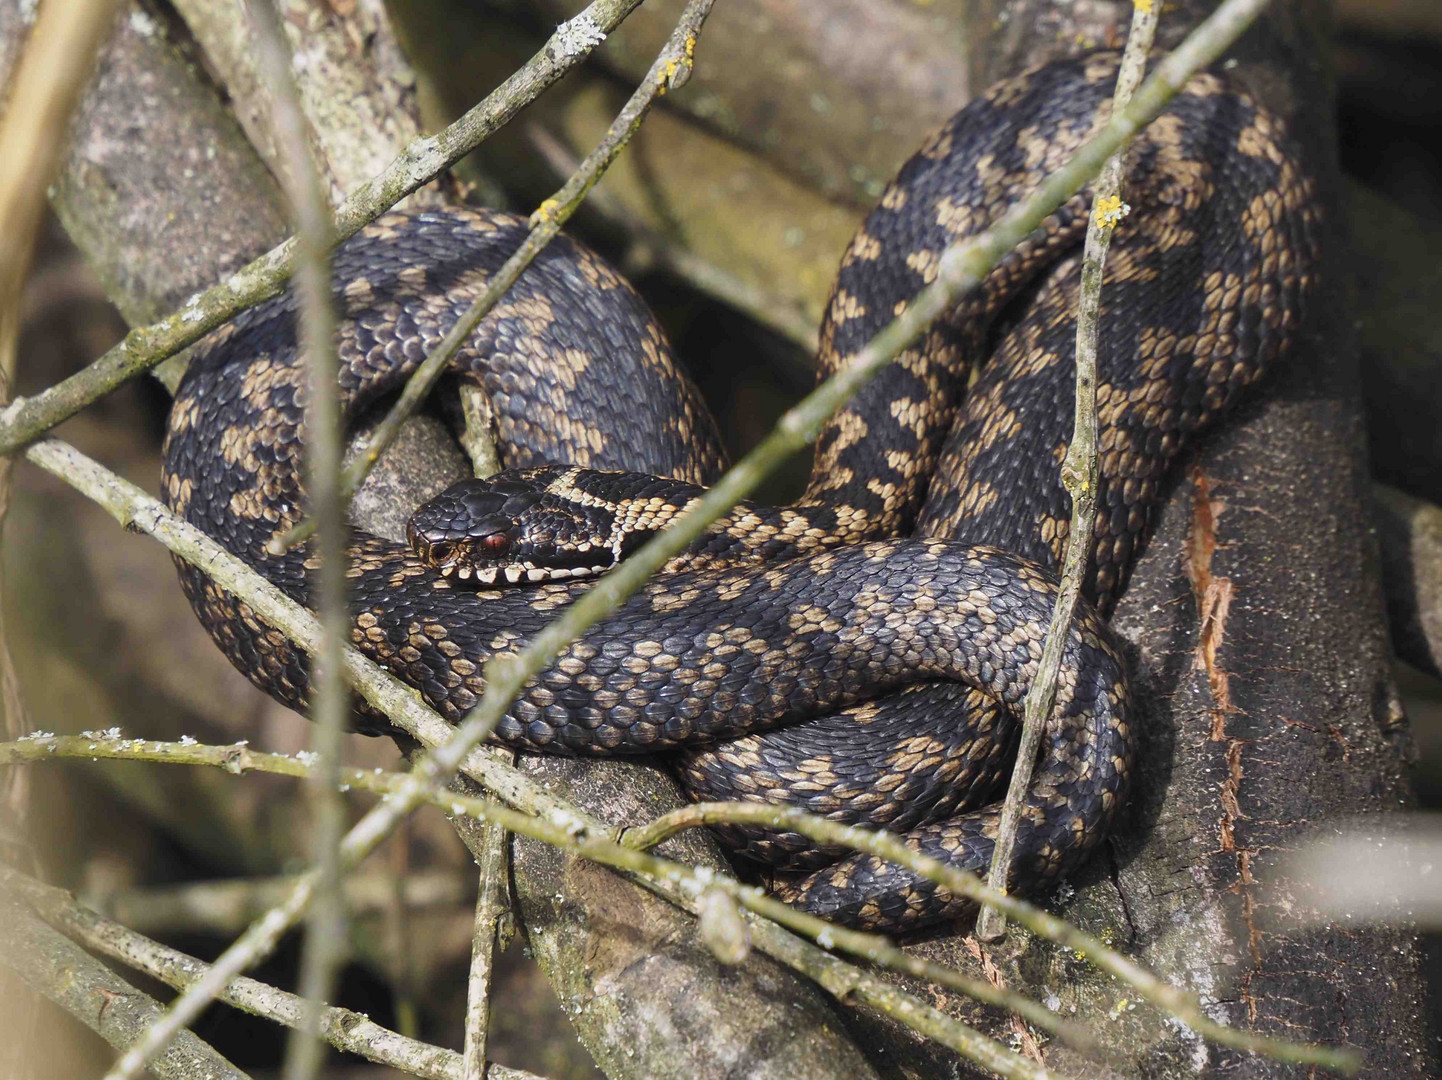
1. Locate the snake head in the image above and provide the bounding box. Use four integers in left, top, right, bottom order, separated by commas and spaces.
405, 467, 616, 585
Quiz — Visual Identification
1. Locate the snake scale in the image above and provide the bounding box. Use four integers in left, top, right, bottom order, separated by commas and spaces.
163, 54, 1319, 931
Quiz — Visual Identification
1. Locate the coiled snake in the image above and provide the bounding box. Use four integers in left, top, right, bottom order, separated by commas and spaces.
163, 54, 1319, 931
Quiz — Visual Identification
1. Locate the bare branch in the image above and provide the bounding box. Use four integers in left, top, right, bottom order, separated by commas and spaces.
461, 755, 513, 1080
1, 865, 550, 1080
245, 2, 349, 1078
977, 0, 1160, 943
3, 733, 1360, 1073
0, 888, 250, 1080
2, 732, 1064, 1080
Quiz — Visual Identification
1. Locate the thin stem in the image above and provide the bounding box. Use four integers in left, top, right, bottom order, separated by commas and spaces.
461, 759, 512, 1080
0, 0, 646, 456
2, 734, 1361, 1073
246, 4, 349, 1079
625, 801, 1356, 1069
976, 0, 1162, 943
270, 0, 718, 553
457, 383, 504, 479
2, 734, 1061, 1080
458, 357, 508, 1077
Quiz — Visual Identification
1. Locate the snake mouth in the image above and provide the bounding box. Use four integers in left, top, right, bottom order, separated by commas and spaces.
437, 558, 602, 585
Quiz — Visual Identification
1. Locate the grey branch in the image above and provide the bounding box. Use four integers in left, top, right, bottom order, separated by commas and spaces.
1, 865, 549, 1080
0, 886, 251, 1080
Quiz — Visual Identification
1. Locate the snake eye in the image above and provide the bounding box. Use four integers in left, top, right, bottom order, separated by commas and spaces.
480, 533, 510, 555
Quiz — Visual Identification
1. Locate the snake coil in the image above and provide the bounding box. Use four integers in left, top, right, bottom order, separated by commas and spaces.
163, 54, 1319, 931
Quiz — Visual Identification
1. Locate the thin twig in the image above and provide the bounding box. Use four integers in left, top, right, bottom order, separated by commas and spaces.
976, 0, 1163, 943
1, 734, 1360, 1072
3, 733, 1063, 1080
461, 765, 512, 1080
0, 0, 646, 455
457, 383, 504, 479
623, 801, 1357, 1069
246, 4, 349, 1079
0, 889, 250, 1080
458, 370, 508, 1077
0, 866, 550, 1080
100, 871, 470, 936
270, 0, 719, 553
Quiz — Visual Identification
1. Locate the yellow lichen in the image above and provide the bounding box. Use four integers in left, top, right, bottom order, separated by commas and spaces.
530, 198, 560, 227
1093, 194, 1132, 230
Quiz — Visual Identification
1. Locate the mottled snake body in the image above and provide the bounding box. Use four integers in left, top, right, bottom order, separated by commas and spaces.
163, 54, 1319, 930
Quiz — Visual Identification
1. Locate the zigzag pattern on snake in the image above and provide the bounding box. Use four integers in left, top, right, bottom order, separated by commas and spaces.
162, 53, 1320, 931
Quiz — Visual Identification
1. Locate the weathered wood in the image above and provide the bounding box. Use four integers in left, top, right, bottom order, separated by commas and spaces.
168, 0, 441, 209
46, 2, 288, 335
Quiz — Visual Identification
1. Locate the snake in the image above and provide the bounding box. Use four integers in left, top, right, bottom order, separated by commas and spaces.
162, 53, 1320, 931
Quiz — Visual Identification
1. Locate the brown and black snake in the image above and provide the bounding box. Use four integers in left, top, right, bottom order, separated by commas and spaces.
162, 53, 1320, 931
